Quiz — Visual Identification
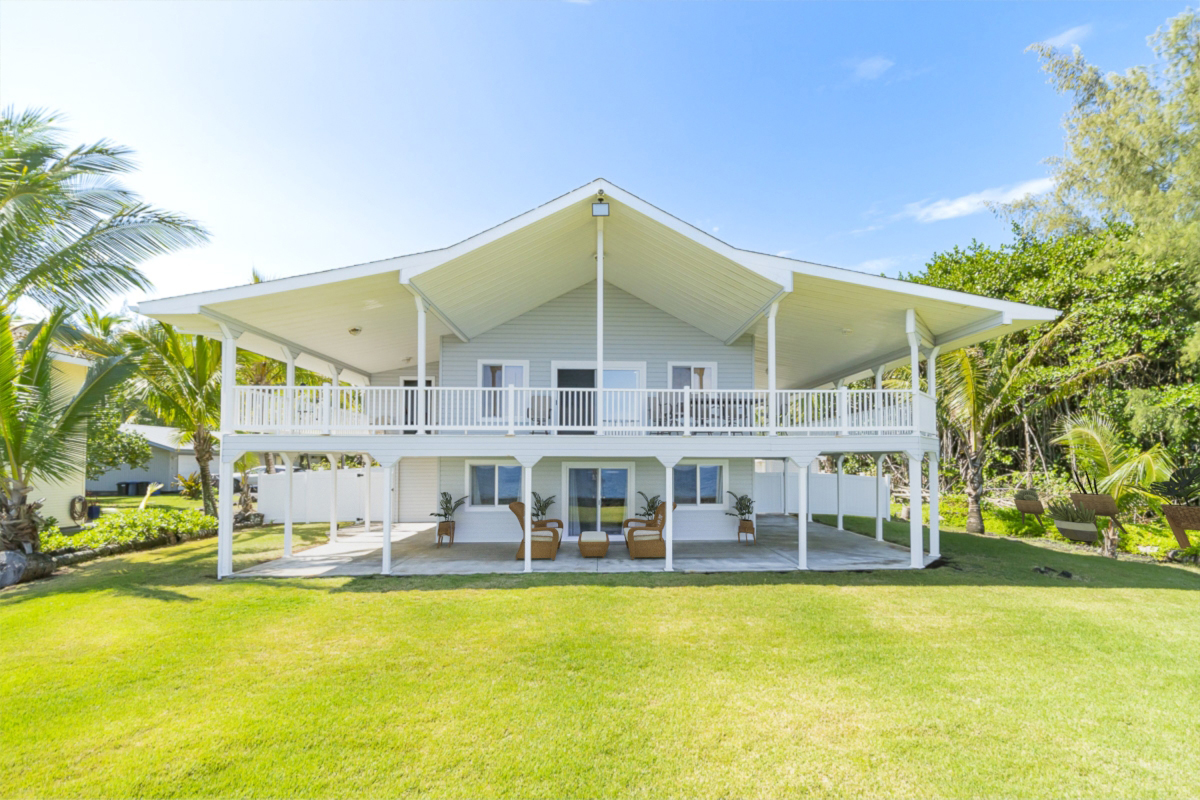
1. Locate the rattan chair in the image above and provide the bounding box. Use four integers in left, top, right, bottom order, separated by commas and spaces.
509, 501, 562, 560
623, 501, 675, 559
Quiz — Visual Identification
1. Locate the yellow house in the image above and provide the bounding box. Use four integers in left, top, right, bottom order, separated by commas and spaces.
33, 352, 92, 530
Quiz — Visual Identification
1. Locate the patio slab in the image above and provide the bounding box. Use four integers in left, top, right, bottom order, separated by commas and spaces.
236, 515, 933, 578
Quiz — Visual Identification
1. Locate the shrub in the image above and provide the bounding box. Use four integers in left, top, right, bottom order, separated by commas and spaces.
176, 472, 204, 500
40, 508, 217, 554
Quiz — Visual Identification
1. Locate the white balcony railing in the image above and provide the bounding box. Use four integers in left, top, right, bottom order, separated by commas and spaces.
233, 386, 935, 437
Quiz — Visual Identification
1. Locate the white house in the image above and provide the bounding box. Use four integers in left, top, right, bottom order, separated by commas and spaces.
135, 180, 1057, 578
86, 424, 200, 494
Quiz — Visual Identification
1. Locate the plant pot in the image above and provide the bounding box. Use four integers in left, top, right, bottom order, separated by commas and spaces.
1053, 519, 1098, 544
436, 520, 455, 547
1161, 504, 1200, 549
1014, 498, 1044, 516
737, 518, 755, 542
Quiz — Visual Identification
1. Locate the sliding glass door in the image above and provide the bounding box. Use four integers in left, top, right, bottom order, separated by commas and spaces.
566, 466, 630, 537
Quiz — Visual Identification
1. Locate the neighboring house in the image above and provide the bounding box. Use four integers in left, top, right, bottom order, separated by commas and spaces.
136, 179, 1058, 578
37, 352, 91, 528
86, 424, 199, 494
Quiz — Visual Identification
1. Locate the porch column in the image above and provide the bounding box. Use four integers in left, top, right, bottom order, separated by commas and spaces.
793, 456, 810, 569
363, 454, 372, 533
280, 452, 294, 557
217, 447, 242, 579
874, 454, 885, 542
658, 456, 682, 572
767, 301, 779, 435
906, 309, 922, 435
515, 455, 542, 573
379, 457, 398, 575
327, 453, 339, 543
929, 453, 941, 559
807, 460, 814, 523
414, 294, 427, 435
908, 451, 923, 568
595, 214, 605, 435
218, 325, 237, 434
835, 454, 845, 530
282, 346, 297, 432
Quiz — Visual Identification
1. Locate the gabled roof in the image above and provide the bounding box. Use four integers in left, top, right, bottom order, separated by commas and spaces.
122, 424, 193, 453
135, 179, 1058, 386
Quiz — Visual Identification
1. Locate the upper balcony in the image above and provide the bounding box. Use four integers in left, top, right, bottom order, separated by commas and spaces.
233, 386, 937, 437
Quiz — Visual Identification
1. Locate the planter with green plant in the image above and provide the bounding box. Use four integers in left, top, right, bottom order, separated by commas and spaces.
1046, 501, 1099, 544
431, 492, 466, 547
1013, 487, 1045, 524
635, 492, 662, 520
1150, 466, 1200, 549
726, 492, 755, 542
531, 491, 556, 522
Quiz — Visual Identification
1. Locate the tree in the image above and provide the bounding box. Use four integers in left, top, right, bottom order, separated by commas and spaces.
0, 308, 134, 552
0, 108, 208, 308
85, 404, 151, 482
1052, 414, 1174, 506
126, 323, 222, 517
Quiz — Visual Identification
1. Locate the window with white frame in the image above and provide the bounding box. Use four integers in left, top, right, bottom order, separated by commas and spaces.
673, 462, 726, 507
469, 463, 523, 508
479, 362, 527, 420
669, 363, 716, 390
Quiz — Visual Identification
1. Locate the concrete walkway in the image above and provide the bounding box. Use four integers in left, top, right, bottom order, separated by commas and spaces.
237, 515, 933, 578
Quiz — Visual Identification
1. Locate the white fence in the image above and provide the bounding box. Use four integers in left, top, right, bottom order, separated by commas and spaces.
256, 468, 389, 525
753, 461, 891, 517
234, 386, 931, 437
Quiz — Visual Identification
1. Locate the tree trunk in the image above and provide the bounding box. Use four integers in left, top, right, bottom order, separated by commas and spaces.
1101, 520, 1119, 559
197, 457, 217, 518
0, 550, 54, 588
964, 454, 986, 534
264, 452, 276, 475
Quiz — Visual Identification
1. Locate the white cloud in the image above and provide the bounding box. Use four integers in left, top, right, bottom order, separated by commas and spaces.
853, 257, 902, 274
1043, 24, 1092, 49
851, 56, 894, 81
901, 177, 1055, 223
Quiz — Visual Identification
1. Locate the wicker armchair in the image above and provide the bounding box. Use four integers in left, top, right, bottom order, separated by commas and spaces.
623, 501, 675, 559
509, 501, 562, 560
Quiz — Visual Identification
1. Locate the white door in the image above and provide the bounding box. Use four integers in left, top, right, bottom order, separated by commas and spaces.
399, 457, 439, 523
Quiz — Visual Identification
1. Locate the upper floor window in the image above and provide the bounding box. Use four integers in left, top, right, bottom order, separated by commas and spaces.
669, 363, 716, 390
480, 362, 527, 389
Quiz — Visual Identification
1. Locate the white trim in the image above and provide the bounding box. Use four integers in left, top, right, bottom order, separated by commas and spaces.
477, 360, 530, 388
559, 461, 637, 537
464, 458, 523, 510
671, 459, 730, 510
549, 360, 647, 388
666, 361, 719, 390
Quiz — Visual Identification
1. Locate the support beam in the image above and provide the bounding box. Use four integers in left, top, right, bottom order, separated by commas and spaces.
327, 453, 340, 543
875, 454, 885, 542
909, 452, 923, 568
218, 325, 238, 433
929, 453, 941, 558
380, 458, 398, 575
280, 452, 294, 557
925, 345, 941, 397
907, 310, 922, 435
414, 294, 427, 435
282, 346, 298, 432
514, 455, 542, 573
658, 455, 682, 572
793, 457, 810, 569
363, 454, 372, 534
200, 307, 371, 383
595, 215, 604, 436
836, 454, 845, 530
767, 301, 779, 435
217, 459, 235, 578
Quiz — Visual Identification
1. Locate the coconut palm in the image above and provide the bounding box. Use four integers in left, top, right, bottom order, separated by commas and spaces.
0, 307, 134, 552
0, 108, 208, 309
126, 322, 222, 517
1052, 414, 1174, 506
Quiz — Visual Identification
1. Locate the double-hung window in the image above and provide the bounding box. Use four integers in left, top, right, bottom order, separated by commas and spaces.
469, 462, 523, 508
669, 363, 716, 390
672, 462, 726, 507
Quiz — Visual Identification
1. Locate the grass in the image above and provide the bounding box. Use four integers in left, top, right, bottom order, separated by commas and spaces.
96, 492, 204, 513
2, 519, 1198, 798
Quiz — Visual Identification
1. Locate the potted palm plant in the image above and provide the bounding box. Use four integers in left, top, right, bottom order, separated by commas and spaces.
531, 491, 556, 522
1150, 466, 1200, 549
635, 491, 662, 520
431, 492, 466, 547
726, 492, 756, 542
1046, 500, 1099, 544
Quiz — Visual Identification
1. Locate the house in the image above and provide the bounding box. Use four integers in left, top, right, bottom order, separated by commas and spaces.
86, 424, 199, 495
135, 180, 1058, 578
35, 351, 93, 529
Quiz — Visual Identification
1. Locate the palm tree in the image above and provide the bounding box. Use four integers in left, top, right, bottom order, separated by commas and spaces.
1052, 414, 1174, 506
126, 322, 222, 517
0, 307, 134, 553
0, 107, 208, 308
936, 316, 1135, 533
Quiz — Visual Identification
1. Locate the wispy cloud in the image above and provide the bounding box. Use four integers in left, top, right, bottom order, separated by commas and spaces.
1043, 24, 1092, 49
901, 177, 1055, 223
850, 56, 894, 81
854, 257, 902, 274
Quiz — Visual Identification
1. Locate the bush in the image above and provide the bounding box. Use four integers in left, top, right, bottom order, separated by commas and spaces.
176, 472, 204, 500
40, 508, 217, 554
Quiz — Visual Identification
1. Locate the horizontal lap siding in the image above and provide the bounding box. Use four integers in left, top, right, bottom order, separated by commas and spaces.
439, 281, 753, 389
438, 456, 752, 542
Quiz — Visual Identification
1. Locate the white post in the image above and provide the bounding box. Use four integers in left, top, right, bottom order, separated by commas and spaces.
836, 454, 845, 530
327, 453, 339, 543
659, 456, 681, 572
281, 452, 294, 557
414, 294, 427, 435
874, 365, 885, 433
523, 465, 533, 573
595, 215, 604, 436
217, 453, 235, 578
795, 457, 809, 569
282, 347, 297, 433
874, 454, 885, 542
381, 460, 396, 575
363, 454, 372, 534
926, 345, 941, 397
929, 453, 940, 558
909, 453, 923, 568
807, 460, 814, 522
767, 301, 779, 435
906, 310, 922, 436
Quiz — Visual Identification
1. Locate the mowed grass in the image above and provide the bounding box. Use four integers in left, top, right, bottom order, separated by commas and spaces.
2, 518, 1199, 798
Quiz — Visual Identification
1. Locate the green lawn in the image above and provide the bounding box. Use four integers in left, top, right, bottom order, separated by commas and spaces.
2, 519, 1198, 798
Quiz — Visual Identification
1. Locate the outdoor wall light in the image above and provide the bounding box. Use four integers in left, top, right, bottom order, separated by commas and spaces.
348, 327, 362, 336
592, 201, 609, 216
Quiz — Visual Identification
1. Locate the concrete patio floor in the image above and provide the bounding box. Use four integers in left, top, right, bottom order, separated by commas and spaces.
236, 514, 935, 578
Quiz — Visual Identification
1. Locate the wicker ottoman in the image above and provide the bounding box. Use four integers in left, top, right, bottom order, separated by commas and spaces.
578, 531, 609, 558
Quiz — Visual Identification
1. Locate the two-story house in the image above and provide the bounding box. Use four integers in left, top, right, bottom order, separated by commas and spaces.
136, 180, 1058, 578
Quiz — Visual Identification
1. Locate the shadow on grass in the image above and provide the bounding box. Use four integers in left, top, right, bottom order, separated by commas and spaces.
2, 518, 1197, 608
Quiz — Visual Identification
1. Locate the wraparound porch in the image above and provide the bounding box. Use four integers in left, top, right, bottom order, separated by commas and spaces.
236, 515, 937, 577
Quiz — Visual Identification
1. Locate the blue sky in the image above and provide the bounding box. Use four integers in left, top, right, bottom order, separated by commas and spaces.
0, 0, 1188, 312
